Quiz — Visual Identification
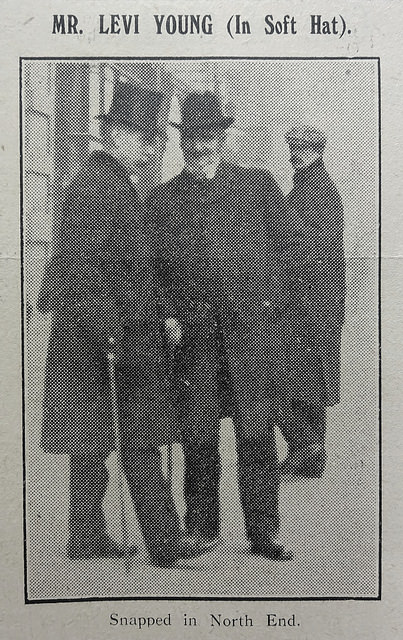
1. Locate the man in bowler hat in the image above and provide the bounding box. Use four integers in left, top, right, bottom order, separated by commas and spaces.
38, 82, 217, 567
150, 92, 298, 560
278, 125, 346, 479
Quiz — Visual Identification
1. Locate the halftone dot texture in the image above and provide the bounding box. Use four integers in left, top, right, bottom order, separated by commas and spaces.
24, 59, 379, 600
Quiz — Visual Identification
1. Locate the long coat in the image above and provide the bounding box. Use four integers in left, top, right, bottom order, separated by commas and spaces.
38, 151, 180, 456
280, 157, 346, 407
149, 162, 299, 439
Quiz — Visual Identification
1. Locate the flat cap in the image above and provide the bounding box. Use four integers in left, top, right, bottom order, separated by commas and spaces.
285, 125, 327, 149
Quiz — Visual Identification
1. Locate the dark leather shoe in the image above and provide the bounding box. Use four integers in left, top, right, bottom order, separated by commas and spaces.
250, 541, 293, 561
280, 447, 326, 480
150, 535, 220, 567
300, 449, 326, 477
187, 528, 222, 548
180, 534, 220, 558
67, 535, 138, 559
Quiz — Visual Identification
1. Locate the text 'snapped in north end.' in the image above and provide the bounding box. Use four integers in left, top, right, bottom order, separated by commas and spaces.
109, 612, 301, 628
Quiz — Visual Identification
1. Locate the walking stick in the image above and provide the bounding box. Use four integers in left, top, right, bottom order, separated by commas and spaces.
166, 346, 190, 500
167, 342, 176, 490
167, 442, 173, 491
107, 337, 132, 574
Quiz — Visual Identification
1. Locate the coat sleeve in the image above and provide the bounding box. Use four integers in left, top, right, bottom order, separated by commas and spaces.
38, 180, 123, 343
147, 190, 190, 324
285, 185, 346, 322
297, 183, 344, 252
260, 171, 302, 314
144, 209, 178, 323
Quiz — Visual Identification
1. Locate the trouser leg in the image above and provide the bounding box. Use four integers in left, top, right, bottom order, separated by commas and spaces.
236, 430, 280, 544
181, 327, 222, 539
221, 319, 280, 544
183, 436, 221, 538
69, 452, 109, 545
215, 317, 233, 419
121, 443, 182, 562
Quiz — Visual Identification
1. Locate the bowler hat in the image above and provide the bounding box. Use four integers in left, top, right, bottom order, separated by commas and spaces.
285, 125, 327, 150
97, 82, 164, 133
170, 91, 234, 133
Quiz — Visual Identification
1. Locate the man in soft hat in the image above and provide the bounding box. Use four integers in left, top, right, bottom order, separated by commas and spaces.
150, 91, 297, 561
38, 82, 217, 567
279, 125, 346, 479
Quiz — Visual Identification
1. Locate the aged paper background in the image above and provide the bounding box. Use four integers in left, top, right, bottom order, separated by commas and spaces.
1, 0, 402, 638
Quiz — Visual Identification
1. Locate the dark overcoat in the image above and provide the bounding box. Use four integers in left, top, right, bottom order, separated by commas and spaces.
149, 162, 299, 439
38, 150, 180, 456
280, 158, 346, 407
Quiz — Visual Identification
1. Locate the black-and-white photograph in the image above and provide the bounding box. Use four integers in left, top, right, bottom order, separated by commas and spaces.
22, 57, 379, 602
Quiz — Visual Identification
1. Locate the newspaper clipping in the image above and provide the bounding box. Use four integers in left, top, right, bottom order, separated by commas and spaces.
1, 1, 402, 639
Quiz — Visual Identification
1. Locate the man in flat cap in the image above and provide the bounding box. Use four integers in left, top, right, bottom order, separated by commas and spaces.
150, 92, 298, 561
38, 82, 216, 567
279, 125, 346, 479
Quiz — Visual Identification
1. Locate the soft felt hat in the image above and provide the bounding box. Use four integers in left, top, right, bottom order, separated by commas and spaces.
170, 91, 234, 133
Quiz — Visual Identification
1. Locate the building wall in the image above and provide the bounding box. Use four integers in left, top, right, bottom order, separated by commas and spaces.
23, 62, 56, 323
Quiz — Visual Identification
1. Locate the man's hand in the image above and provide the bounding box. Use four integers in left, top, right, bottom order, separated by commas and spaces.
165, 317, 183, 346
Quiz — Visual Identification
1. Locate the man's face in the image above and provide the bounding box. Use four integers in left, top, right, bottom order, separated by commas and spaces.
181, 128, 226, 172
112, 126, 158, 172
288, 142, 321, 170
